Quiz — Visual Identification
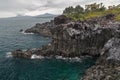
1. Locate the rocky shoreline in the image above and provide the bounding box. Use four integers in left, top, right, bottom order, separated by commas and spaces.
12, 14, 120, 80
82, 38, 120, 80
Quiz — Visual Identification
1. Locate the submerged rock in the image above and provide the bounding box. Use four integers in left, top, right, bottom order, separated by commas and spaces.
19, 29, 23, 32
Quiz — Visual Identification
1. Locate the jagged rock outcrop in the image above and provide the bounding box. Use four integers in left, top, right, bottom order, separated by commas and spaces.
25, 15, 72, 37
11, 14, 120, 80
12, 14, 120, 59
54, 15, 72, 25
82, 38, 120, 80
12, 49, 32, 58
50, 23, 117, 57
25, 20, 54, 37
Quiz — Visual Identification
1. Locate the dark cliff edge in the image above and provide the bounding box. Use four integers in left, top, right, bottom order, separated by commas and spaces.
12, 14, 120, 80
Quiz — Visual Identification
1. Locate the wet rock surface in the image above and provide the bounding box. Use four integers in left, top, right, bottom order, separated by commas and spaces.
25, 21, 54, 37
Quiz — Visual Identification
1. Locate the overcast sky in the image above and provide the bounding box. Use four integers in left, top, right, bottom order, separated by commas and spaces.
0, 0, 120, 18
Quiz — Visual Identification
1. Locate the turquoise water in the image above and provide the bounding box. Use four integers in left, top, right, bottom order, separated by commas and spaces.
0, 17, 95, 80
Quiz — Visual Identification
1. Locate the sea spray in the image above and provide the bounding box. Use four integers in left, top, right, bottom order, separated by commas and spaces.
6, 52, 13, 58
30, 54, 92, 62
31, 54, 44, 59
21, 30, 34, 34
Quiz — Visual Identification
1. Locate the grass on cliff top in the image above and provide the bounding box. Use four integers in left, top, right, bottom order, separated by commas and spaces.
66, 8, 120, 21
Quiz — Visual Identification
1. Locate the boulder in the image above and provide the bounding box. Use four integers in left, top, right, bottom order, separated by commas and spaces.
25, 22, 52, 37
54, 15, 69, 25
12, 49, 32, 58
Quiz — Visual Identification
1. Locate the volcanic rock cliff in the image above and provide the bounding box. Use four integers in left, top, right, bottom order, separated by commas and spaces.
12, 14, 120, 80
82, 38, 120, 80
25, 15, 72, 37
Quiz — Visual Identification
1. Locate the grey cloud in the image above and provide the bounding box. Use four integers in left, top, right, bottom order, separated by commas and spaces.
0, 0, 120, 18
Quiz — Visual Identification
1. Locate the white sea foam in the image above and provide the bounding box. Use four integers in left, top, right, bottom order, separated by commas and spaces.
55, 55, 82, 62
30, 54, 82, 62
21, 31, 34, 35
55, 56, 63, 59
69, 57, 82, 62
6, 52, 13, 58
31, 54, 44, 59
6, 51, 83, 62
22, 49, 27, 51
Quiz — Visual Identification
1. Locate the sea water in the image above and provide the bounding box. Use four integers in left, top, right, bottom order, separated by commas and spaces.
0, 17, 95, 80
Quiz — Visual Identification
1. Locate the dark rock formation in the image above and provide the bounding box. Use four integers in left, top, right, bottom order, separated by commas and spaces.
50, 23, 117, 57
25, 15, 72, 37
103, 14, 115, 20
11, 14, 120, 80
12, 49, 32, 58
82, 38, 120, 80
25, 20, 54, 37
12, 14, 120, 59
54, 15, 72, 25
19, 29, 23, 32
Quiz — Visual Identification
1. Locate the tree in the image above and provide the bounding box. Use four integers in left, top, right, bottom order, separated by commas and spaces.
99, 6, 106, 11
75, 5, 84, 14
63, 6, 74, 15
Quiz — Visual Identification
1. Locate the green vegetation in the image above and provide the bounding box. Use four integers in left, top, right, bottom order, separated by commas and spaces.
63, 3, 120, 20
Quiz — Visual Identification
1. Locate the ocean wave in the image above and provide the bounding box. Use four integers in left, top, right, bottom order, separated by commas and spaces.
31, 54, 44, 59
31, 54, 82, 62
6, 52, 13, 58
21, 31, 34, 34
6, 52, 85, 62
55, 55, 82, 62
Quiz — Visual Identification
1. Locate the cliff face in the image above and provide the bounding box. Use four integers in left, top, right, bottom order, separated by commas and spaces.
12, 14, 120, 58
50, 23, 116, 57
12, 14, 120, 79
82, 38, 120, 80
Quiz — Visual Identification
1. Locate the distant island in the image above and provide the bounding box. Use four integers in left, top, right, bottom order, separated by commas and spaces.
34, 13, 58, 18
0, 13, 57, 19
12, 3, 120, 80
